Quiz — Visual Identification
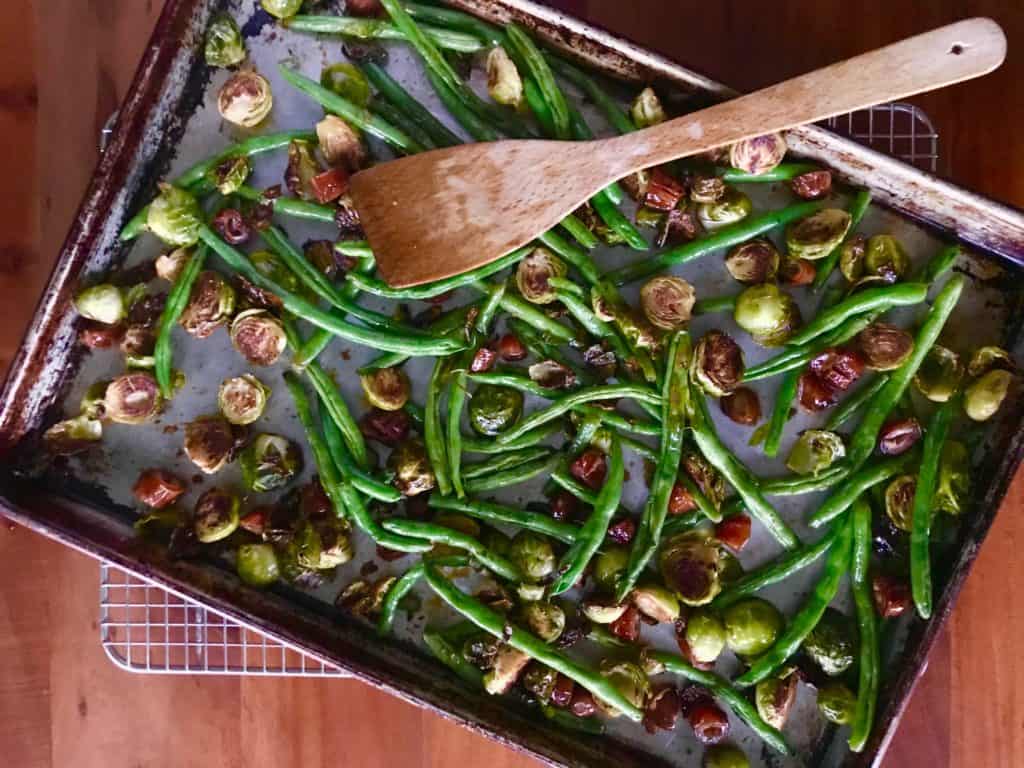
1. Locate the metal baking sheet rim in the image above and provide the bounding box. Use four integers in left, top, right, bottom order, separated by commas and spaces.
1, 1, 1023, 766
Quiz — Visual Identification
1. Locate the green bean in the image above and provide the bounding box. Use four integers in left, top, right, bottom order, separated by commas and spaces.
660, 511, 703, 539
154, 245, 206, 398
461, 447, 553, 480
555, 289, 646, 380
550, 469, 597, 506
523, 76, 557, 137
590, 188, 649, 251
423, 566, 644, 721
462, 423, 561, 454
916, 244, 960, 284
574, 405, 660, 437
763, 368, 799, 457
466, 371, 556, 399
550, 434, 624, 595
543, 55, 635, 134
279, 66, 427, 154
846, 275, 964, 468
506, 24, 570, 138
285, 15, 485, 53
735, 516, 853, 686
540, 704, 605, 735
590, 280, 659, 382
425, 356, 453, 496
422, 626, 483, 684
333, 240, 375, 260
381, 520, 520, 580
617, 332, 690, 601
371, 99, 438, 149
305, 361, 371, 470
557, 214, 600, 251
282, 372, 347, 513
650, 651, 790, 754
464, 452, 561, 494
233, 184, 337, 224
619, 434, 658, 462
808, 450, 919, 528
911, 397, 956, 619
505, 318, 592, 384
714, 526, 842, 609
606, 202, 823, 286
490, 290, 576, 343
294, 252, 376, 368
785, 283, 927, 348
424, 67, 498, 141
716, 163, 820, 183
811, 188, 873, 291
377, 556, 471, 636
361, 301, 483, 372
538, 230, 599, 283
849, 497, 879, 752
429, 494, 579, 544
761, 466, 848, 496
826, 375, 889, 431
693, 294, 737, 315
360, 61, 462, 148
678, 472, 722, 523
689, 390, 799, 550
199, 224, 465, 356
548, 277, 586, 299
403, 1, 505, 47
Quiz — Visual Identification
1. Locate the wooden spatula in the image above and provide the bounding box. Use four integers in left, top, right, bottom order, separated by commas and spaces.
350, 18, 1005, 288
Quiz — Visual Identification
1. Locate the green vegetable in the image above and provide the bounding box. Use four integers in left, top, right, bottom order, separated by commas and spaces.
204, 13, 246, 68
377, 556, 471, 636
818, 681, 857, 725
785, 282, 928, 348
286, 15, 485, 53
236, 544, 280, 587
381, 519, 520, 581
686, 611, 727, 664
809, 450, 918, 528
785, 430, 845, 475
802, 607, 858, 677
239, 434, 300, 492
723, 598, 783, 657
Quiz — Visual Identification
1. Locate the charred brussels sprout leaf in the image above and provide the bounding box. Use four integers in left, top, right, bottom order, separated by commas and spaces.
785, 208, 852, 261
204, 13, 246, 68
581, 598, 628, 624
217, 71, 273, 128
786, 430, 845, 476
723, 598, 782, 656
316, 115, 366, 171
914, 344, 963, 402
515, 247, 567, 305
105, 372, 162, 425
218, 374, 270, 425
659, 530, 722, 606
360, 367, 411, 411
285, 139, 323, 201
468, 384, 523, 436
967, 346, 1015, 378
885, 474, 917, 531
630, 87, 665, 128
697, 188, 752, 231
839, 234, 867, 283
693, 330, 744, 396
193, 488, 240, 543
388, 438, 436, 496
728, 133, 787, 176
733, 283, 801, 347
857, 323, 915, 371
935, 440, 969, 515
230, 309, 288, 366
486, 47, 524, 108
755, 673, 797, 730
155, 247, 191, 283
725, 239, 780, 284
75, 284, 125, 325
208, 155, 251, 195
148, 183, 202, 247
237, 543, 280, 587
240, 433, 301, 492
640, 276, 695, 330
802, 608, 857, 676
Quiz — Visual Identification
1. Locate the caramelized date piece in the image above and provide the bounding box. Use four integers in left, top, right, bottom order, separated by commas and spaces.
715, 515, 751, 552
878, 417, 922, 455
790, 170, 833, 199
688, 702, 730, 745
570, 449, 607, 490
239, 506, 270, 535
132, 469, 186, 509
497, 333, 527, 361
720, 387, 761, 425
780, 258, 816, 286
569, 688, 597, 717
212, 208, 250, 245
79, 320, 124, 349
872, 573, 912, 618
359, 408, 410, 446
550, 675, 575, 708
668, 481, 698, 515
470, 346, 497, 373
798, 371, 839, 412
644, 168, 686, 212
810, 347, 865, 392
643, 686, 681, 734
609, 604, 641, 642
550, 490, 580, 523
606, 517, 636, 545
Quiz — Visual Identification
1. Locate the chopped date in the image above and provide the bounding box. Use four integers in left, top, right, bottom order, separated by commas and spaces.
570, 448, 607, 490
677, 683, 715, 718
720, 387, 761, 425
781, 258, 816, 286
212, 208, 251, 245
606, 517, 636, 545
550, 675, 575, 708
643, 686, 681, 734
79, 320, 124, 349
668, 481, 698, 515
497, 333, 527, 361
790, 170, 833, 199
609, 605, 641, 642
376, 545, 408, 562
549, 490, 580, 523
657, 205, 701, 247
878, 417, 923, 455
403, 495, 432, 521
127, 294, 167, 328
132, 469, 186, 509
310, 167, 349, 204
569, 688, 597, 717
470, 346, 497, 373
239, 507, 270, 535
872, 572, 911, 618
688, 702, 730, 745
798, 371, 839, 412
644, 168, 686, 211
359, 408, 410, 445
810, 347, 865, 392
299, 478, 333, 520
715, 515, 752, 552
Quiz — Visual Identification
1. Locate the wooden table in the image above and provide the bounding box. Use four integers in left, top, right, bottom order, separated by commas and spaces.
1, 2, 1021, 766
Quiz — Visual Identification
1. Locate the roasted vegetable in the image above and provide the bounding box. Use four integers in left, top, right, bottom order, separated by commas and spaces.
786, 430, 845, 475
659, 530, 722, 606
698, 188, 752, 231
179, 270, 236, 338
486, 47, 524, 108
240, 433, 301, 492
468, 384, 523, 436
75, 284, 125, 325
217, 71, 273, 127
218, 374, 270, 425
360, 367, 411, 411
193, 487, 240, 543
733, 284, 800, 346
640, 276, 695, 330
388, 438, 436, 496
630, 87, 665, 128
785, 208, 851, 260
230, 309, 287, 366
724, 239, 780, 284
105, 372, 162, 424
723, 598, 782, 656
914, 344, 963, 402
515, 247, 567, 305
184, 416, 236, 474
205, 13, 246, 68
728, 133, 787, 176
693, 330, 744, 396
148, 184, 203, 247
803, 608, 857, 676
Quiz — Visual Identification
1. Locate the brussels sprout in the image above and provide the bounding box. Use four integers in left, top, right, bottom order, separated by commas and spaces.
594, 661, 651, 718
723, 598, 782, 656
316, 520, 354, 568
260, 0, 302, 20
581, 598, 629, 624
193, 488, 240, 543
483, 646, 531, 695
885, 474, 916, 532
360, 367, 410, 411
528, 360, 576, 390
43, 414, 103, 455
631, 585, 680, 623
728, 133, 787, 176
690, 176, 726, 204
693, 330, 744, 397
864, 234, 910, 280
857, 323, 915, 371
515, 247, 567, 305
229, 309, 287, 366
388, 438, 436, 496
685, 610, 727, 664
935, 440, 969, 515
640, 276, 695, 330
698, 188, 753, 232
104, 372, 162, 425
968, 346, 1015, 378
508, 530, 556, 581
218, 374, 270, 425
521, 601, 566, 643
520, 662, 558, 702
74, 284, 125, 325
659, 530, 722, 606
79, 381, 110, 420
785, 208, 852, 261
204, 13, 246, 68
803, 608, 857, 676
786, 430, 845, 476
913, 344, 963, 402
725, 239, 780, 284
217, 71, 273, 128
486, 46, 524, 108
755, 673, 797, 730
248, 250, 300, 297
236, 543, 280, 587
184, 415, 236, 474
468, 384, 523, 436
284, 139, 323, 201
180, 270, 236, 338
240, 434, 301, 493
316, 115, 366, 172
147, 183, 202, 247
965, 369, 1012, 421
593, 545, 630, 591
320, 62, 371, 107
155, 247, 191, 282
733, 283, 801, 347
630, 87, 665, 128
683, 452, 728, 514
817, 681, 856, 725
207, 155, 251, 196
337, 575, 394, 618
704, 745, 750, 768
839, 234, 867, 283
516, 582, 546, 603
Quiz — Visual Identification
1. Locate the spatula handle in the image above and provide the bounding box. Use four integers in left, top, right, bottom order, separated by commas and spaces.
607, 17, 1005, 174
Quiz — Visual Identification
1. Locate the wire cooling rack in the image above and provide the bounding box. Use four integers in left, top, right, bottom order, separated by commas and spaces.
98, 102, 939, 677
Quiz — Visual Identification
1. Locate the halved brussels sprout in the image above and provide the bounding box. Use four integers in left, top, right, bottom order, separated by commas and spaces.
285, 139, 323, 201
316, 115, 366, 172
864, 234, 911, 280
786, 430, 845, 476
733, 283, 801, 347
659, 530, 722, 606
218, 374, 270, 425
686, 610, 727, 664
593, 545, 630, 591
723, 598, 782, 656
230, 309, 287, 366
817, 682, 856, 725
728, 133, 787, 176
105, 372, 162, 425
205, 13, 246, 68
521, 601, 565, 643
630, 87, 665, 128
43, 414, 102, 455
240, 433, 301, 492
803, 608, 857, 676
148, 183, 202, 247
320, 62, 370, 106
155, 247, 191, 282
486, 47, 523, 108
965, 368, 1012, 421
690, 176, 726, 204
180, 270, 236, 338
785, 208, 852, 261
631, 585, 680, 623
388, 438, 435, 496
698, 188, 752, 231
725, 239, 780, 284
261, 0, 302, 19
508, 530, 556, 581
184, 415, 236, 474
595, 660, 651, 718
317, 520, 354, 568
237, 543, 280, 587
193, 487, 240, 543
360, 367, 410, 411
885, 474, 916, 531
968, 346, 1015, 377
913, 344, 963, 402
693, 330, 744, 396
75, 284, 125, 325
755, 673, 797, 730
704, 746, 750, 768
640, 276, 695, 330
217, 71, 273, 128
582, 598, 628, 624
839, 234, 867, 283
468, 384, 523, 436
207, 155, 251, 196
935, 440, 969, 515
515, 247, 567, 305
857, 323, 915, 371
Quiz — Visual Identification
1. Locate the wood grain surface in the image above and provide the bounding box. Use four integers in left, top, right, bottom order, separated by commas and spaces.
1, 2, 1021, 767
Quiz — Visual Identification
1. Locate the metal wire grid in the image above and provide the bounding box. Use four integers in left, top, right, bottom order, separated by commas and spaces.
98, 102, 939, 677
